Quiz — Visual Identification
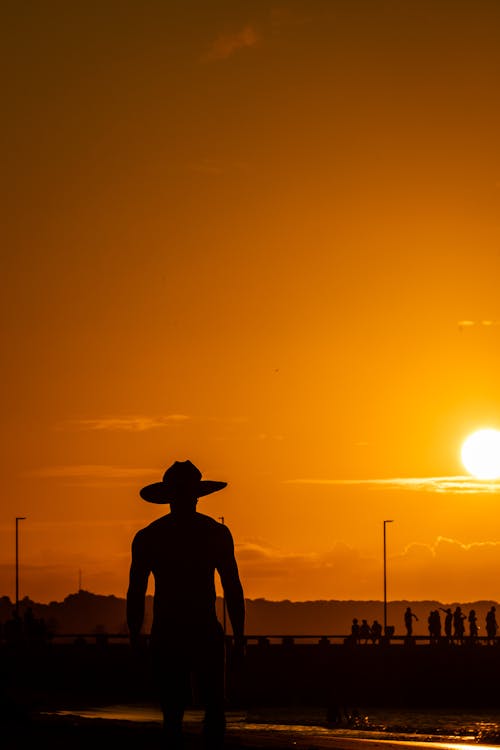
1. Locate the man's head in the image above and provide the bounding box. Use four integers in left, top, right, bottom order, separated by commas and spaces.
166, 476, 199, 516
169, 494, 198, 516
139, 460, 227, 506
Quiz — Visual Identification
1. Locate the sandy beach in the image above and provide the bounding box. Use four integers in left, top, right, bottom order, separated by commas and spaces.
7, 713, 500, 750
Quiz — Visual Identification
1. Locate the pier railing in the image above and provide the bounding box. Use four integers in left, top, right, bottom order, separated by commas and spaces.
2, 632, 500, 707
5, 633, 497, 646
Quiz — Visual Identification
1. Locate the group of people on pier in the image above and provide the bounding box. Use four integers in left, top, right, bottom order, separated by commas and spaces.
419, 605, 498, 644
349, 606, 498, 645
350, 618, 384, 644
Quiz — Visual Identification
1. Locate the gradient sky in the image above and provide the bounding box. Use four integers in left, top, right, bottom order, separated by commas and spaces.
2, 0, 500, 604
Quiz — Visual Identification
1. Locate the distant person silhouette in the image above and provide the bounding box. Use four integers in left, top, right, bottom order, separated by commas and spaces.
433, 609, 442, 639
359, 619, 370, 644
440, 607, 453, 642
428, 610, 441, 644
351, 618, 360, 644
486, 606, 498, 644
453, 606, 466, 644
127, 460, 245, 750
468, 609, 478, 641
370, 620, 382, 644
404, 607, 418, 637
427, 610, 433, 642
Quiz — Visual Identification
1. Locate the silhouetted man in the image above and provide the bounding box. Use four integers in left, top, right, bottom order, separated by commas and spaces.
404, 607, 418, 637
453, 606, 466, 644
486, 606, 498, 644
468, 609, 478, 640
440, 607, 453, 642
127, 460, 245, 750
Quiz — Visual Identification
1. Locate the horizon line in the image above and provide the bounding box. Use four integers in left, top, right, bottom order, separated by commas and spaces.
4, 590, 499, 607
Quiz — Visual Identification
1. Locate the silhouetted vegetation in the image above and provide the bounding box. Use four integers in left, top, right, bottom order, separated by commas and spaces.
1, 594, 498, 637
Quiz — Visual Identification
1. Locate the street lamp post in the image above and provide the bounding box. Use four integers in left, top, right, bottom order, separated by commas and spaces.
383, 519, 393, 635
15, 516, 27, 615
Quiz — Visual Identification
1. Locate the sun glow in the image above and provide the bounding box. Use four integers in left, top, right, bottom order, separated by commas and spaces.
461, 429, 500, 480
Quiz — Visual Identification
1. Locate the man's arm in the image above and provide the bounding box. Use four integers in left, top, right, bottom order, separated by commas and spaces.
126, 530, 150, 642
217, 525, 245, 639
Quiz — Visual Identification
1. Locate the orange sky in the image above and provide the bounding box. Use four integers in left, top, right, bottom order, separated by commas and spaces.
2, 0, 500, 604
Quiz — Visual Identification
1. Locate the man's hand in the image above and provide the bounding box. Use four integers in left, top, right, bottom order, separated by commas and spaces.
230, 635, 246, 667
226, 635, 246, 707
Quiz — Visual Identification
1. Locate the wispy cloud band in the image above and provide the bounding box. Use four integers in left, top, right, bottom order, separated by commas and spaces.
285, 476, 500, 494
235, 535, 500, 600
31, 465, 156, 479
204, 25, 259, 62
64, 415, 190, 431
458, 320, 500, 329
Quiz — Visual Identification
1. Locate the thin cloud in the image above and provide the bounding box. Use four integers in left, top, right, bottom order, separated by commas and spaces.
204, 25, 259, 62
237, 536, 500, 600
64, 415, 190, 431
402, 536, 500, 557
236, 540, 314, 563
30, 465, 156, 479
393, 536, 500, 600
236, 538, 379, 598
284, 476, 500, 494
236, 539, 364, 571
458, 320, 500, 331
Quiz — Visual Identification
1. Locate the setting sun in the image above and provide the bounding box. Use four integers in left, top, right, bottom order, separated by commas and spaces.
461, 429, 500, 480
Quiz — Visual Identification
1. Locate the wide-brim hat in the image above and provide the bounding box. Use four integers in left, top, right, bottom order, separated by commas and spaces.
140, 460, 227, 504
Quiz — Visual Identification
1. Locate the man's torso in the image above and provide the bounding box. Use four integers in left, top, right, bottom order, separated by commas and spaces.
135, 512, 227, 638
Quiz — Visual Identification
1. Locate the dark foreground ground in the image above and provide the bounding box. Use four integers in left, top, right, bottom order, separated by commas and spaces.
6, 713, 476, 750
5, 640, 500, 708
4, 641, 500, 749
1, 713, 372, 750
7, 715, 212, 750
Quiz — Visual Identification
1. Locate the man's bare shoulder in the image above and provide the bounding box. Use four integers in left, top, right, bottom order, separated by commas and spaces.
132, 512, 231, 549
134, 513, 227, 534
194, 511, 223, 525
133, 514, 171, 541
195, 512, 232, 534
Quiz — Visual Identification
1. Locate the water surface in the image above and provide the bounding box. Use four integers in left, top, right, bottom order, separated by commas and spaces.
50, 705, 500, 746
